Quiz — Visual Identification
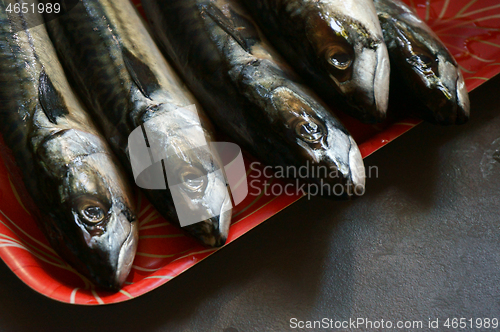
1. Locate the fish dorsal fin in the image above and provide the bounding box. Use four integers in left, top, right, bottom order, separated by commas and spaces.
201, 3, 251, 53
38, 69, 69, 125
122, 47, 160, 100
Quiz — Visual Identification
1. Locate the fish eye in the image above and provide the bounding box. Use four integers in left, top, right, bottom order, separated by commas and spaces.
295, 118, 325, 143
326, 46, 353, 70
83, 206, 106, 224
412, 51, 439, 75
180, 169, 206, 192
74, 196, 109, 226
409, 42, 439, 74
418, 54, 435, 67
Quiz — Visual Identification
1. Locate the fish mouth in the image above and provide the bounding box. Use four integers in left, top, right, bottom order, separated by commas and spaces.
342, 44, 390, 123
347, 136, 366, 195
307, 127, 366, 200
185, 209, 232, 247
80, 207, 138, 291
424, 57, 470, 125
113, 220, 139, 290
372, 45, 391, 120
183, 191, 232, 247
455, 71, 470, 125
333, 136, 366, 200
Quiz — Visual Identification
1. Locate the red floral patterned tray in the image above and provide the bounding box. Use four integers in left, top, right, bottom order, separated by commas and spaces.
1, 0, 499, 305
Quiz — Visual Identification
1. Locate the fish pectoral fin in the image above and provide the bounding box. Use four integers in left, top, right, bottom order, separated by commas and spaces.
38, 69, 69, 125
122, 47, 161, 100
201, 3, 251, 53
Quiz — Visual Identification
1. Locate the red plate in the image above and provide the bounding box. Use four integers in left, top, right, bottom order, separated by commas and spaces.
1, 0, 499, 304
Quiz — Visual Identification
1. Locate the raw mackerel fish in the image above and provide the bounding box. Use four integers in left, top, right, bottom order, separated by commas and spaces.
374, 0, 470, 125
44, 0, 232, 247
240, 0, 391, 123
0, 1, 138, 290
142, 0, 366, 198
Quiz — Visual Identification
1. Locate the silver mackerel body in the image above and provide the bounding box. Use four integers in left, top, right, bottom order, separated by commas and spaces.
240, 0, 391, 123
142, 0, 366, 198
374, 0, 470, 125
0, 1, 138, 290
44, 0, 232, 246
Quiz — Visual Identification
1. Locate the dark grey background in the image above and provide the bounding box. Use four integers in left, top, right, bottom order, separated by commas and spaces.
1, 76, 499, 332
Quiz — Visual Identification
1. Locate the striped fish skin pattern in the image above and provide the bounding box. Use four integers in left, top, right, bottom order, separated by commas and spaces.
374, 0, 470, 125
43, 0, 232, 247
142, 0, 366, 199
239, 0, 391, 123
0, 1, 138, 290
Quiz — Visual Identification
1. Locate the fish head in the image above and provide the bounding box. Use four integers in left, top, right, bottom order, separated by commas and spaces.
162, 148, 232, 247
304, 10, 390, 122
390, 19, 470, 124
37, 129, 138, 290
140, 107, 232, 247
271, 87, 366, 198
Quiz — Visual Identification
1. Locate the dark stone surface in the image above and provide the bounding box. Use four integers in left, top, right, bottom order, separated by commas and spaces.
1, 76, 499, 332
